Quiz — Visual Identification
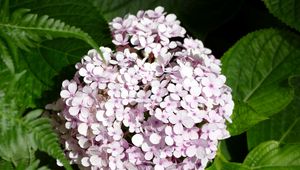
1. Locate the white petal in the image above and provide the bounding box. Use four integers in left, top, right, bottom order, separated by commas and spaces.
96, 110, 105, 121
69, 107, 79, 116
81, 157, 90, 167
186, 146, 197, 157
145, 152, 154, 160
154, 165, 164, 170
79, 68, 87, 76
112, 23, 122, 29
180, 66, 193, 78
165, 126, 173, 135
90, 155, 102, 166
60, 90, 70, 98
173, 150, 181, 158
78, 123, 88, 136
190, 130, 199, 140
93, 67, 104, 75
169, 41, 177, 49
105, 109, 114, 117
182, 116, 195, 128
203, 87, 213, 97
68, 83, 77, 94
139, 36, 146, 47
168, 114, 178, 124
165, 136, 174, 146
86, 63, 94, 72
190, 86, 201, 96
196, 147, 206, 159
121, 89, 129, 98
105, 102, 114, 110
166, 14, 176, 22
173, 123, 183, 135
155, 6, 164, 13
158, 24, 167, 33
150, 133, 161, 145
132, 134, 144, 147
201, 77, 210, 86
170, 93, 180, 101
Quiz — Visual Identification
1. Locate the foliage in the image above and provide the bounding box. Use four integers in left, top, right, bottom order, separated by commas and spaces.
0, 0, 299, 169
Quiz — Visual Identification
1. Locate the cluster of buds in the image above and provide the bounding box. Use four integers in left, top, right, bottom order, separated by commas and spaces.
47, 6, 234, 170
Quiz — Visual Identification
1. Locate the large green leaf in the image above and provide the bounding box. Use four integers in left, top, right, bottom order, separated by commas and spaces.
0, 109, 72, 170
9, 0, 112, 47
222, 29, 300, 135
0, 0, 112, 110
264, 0, 300, 32
247, 76, 300, 149
92, 0, 243, 39
208, 141, 300, 170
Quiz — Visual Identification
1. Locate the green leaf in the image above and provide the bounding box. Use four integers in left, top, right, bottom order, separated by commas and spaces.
0, 0, 113, 110
0, 7, 105, 64
0, 110, 72, 170
92, 0, 243, 39
221, 29, 300, 135
27, 117, 72, 170
210, 141, 300, 170
244, 141, 300, 169
0, 159, 14, 170
247, 76, 300, 149
9, 0, 112, 47
0, 120, 34, 166
264, 0, 300, 32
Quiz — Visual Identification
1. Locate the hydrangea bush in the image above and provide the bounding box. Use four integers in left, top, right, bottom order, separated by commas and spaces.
47, 6, 234, 170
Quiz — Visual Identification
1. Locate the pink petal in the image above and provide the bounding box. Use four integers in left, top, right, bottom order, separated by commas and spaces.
90, 155, 102, 166
60, 90, 70, 98
150, 133, 161, 145
190, 86, 201, 96
78, 123, 88, 136
145, 152, 154, 161
182, 116, 195, 128
68, 83, 77, 94
166, 14, 176, 22
173, 123, 183, 135
69, 107, 79, 116
81, 157, 90, 167
79, 68, 87, 77
165, 136, 174, 146
170, 93, 180, 101
93, 67, 103, 76
132, 134, 144, 147
186, 146, 196, 157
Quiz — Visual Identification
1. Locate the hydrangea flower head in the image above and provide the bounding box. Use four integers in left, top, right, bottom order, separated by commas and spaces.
47, 6, 234, 170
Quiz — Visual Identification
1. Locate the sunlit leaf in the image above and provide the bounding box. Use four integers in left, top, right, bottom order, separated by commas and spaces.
222, 29, 300, 135
247, 76, 300, 149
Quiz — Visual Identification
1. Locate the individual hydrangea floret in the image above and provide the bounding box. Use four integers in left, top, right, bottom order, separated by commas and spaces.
47, 6, 234, 170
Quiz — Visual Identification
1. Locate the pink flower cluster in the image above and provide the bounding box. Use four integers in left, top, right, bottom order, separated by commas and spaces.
47, 6, 234, 170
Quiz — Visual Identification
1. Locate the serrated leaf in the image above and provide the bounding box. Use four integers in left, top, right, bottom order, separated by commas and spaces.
28, 117, 72, 170
247, 76, 300, 149
0, 0, 113, 110
0, 109, 72, 170
9, 0, 112, 47
222, 29, 300, 135
0, 120, 33, 166
0, 8, 100, 53
264, 0, 300, 32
